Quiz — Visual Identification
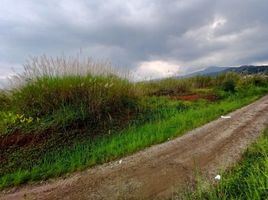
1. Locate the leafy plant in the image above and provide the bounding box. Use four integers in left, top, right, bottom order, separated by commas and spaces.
0, 112, 36, 135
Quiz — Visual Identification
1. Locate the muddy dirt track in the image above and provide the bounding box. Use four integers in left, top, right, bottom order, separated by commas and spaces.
1, 95, 268, 200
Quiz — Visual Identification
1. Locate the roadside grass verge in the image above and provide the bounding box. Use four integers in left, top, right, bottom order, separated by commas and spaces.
183, 128, 268, 200
1, 55, 268, 189
0, 87, 267, 189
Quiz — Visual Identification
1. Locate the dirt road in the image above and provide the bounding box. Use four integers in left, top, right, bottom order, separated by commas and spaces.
1, 95, 268, 200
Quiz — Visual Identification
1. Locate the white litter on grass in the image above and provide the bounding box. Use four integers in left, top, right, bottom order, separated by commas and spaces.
221, 115, 231, 119
119, 160, 122, 164
215, 174, 221, 181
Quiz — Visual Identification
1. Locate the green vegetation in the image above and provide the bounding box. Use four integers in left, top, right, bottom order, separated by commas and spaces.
183, 128, 268, 200
1, 75, 139, 137
0, 55, 268, 189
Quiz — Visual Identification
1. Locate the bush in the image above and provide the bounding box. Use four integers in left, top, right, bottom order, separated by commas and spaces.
252, 75, 268, 87
214, 72, 240, 92
222, 79, 236, 92
236, 75, 268, 92
0, 112, 36, 135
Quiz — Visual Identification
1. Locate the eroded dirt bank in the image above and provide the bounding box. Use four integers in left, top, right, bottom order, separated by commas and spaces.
1, 95, 268, 200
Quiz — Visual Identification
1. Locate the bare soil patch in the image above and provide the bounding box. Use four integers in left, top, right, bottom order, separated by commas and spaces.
0, 131, 39, 149
172, 94, 218, 102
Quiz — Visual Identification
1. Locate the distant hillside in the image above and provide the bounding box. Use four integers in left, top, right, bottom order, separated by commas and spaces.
183, 66, 229, 78
222, 65, 268, 75
183, 65, 268, 77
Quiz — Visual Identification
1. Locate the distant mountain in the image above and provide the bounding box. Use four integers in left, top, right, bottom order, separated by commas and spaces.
221, 65, 268, 75
182, 65, 268, 77
183, 66, 229, 78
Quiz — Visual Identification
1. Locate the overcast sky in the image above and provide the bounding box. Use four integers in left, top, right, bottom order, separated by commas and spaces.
1, 0, 268, 83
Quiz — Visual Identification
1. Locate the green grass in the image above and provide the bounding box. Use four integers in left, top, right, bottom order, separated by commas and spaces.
182, 129, 268, 200
0, 87, 267, 189
1, 55, 268, 190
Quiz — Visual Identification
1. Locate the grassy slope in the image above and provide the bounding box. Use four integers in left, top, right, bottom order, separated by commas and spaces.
1, 60, 267, 190
1, 87, 267, 189
184, 128, 268, 200
0, 75, 139, 136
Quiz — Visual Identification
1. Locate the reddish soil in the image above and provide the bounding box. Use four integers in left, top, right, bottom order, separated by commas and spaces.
0, 131, 49, 150
0, 112, 134, 152
173, 94, 218, 102
1, 95, 268, 200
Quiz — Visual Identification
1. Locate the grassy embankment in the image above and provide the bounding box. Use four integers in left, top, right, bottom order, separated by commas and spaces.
183, 128, 268, 200
0, 55, 268, 189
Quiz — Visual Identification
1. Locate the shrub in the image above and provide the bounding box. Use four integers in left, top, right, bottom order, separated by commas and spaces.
222, 79, 236, 92
214, 72, 240, 92
0, 112, 36, 135
214, 72, 238, 86
252, 75, 268, 87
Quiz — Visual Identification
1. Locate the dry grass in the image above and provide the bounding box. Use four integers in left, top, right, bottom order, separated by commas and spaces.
9, 53, 129, 89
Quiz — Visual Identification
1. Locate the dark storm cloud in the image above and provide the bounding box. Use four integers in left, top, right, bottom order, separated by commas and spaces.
0, 0, 268, 79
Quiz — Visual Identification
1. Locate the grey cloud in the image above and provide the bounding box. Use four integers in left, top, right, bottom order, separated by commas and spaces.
0, 0, 268, 77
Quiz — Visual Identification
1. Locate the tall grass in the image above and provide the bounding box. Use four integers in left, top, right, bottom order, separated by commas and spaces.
12, 75, 138, 117
10, 54, 128, 87
0, 55, 144, 136
0, 87, 267, 189
0, 55, 267, 137
0, 54, 268, 189
144, 78, 193, 96
0, 91, 10, 111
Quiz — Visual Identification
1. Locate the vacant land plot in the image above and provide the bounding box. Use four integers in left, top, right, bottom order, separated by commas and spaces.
1, 95, 268, 200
